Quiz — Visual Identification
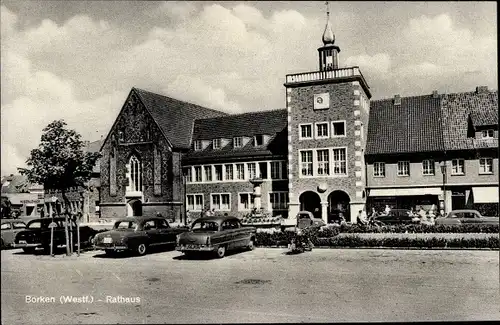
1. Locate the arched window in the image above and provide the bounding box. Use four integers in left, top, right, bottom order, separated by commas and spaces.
129, 156, 142, 192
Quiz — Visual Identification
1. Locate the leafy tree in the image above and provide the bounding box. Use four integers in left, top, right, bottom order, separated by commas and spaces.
19, 120, 101, 255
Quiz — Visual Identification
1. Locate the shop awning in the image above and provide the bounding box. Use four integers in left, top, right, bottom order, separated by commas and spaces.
472, 186, 499, 203
369, 187, 442, 197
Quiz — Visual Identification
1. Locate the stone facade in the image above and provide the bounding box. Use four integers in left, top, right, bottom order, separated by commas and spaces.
100, 90, 182, 221
286, 79, 370, 223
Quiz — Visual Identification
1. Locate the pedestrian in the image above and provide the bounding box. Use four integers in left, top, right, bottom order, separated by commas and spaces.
384, 205, 391, 215
211, 208, 216, 216
417, 206, 427, 223
204, 209, 211, 217
357, 210, 368, 225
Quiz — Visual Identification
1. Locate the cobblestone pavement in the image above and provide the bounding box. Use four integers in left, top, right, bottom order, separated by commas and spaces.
2, 247, 499, 324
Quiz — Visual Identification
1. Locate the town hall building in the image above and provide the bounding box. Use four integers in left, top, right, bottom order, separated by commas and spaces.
98, 10, 498, 223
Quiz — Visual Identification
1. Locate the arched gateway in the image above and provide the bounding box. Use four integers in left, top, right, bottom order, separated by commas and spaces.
127, 199, 142, 217
299, 191, 322, 219
327, 190, 350, 223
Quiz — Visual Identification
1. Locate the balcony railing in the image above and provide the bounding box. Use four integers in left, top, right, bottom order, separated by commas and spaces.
285, 66, 365, 85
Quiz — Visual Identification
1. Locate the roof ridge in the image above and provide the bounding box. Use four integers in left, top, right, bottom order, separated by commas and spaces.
195, 108, 286, 121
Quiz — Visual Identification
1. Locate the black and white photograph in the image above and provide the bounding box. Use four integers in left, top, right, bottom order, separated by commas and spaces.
1, 1, 498, 324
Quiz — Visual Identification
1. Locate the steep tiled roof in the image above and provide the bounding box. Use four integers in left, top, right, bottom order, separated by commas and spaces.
192, 109, 287, 140
441, 90, 498, 151
184, 110, 287, 162
366, 95, 444, 155
134, 88, 228, 149
1, 174, 30, 194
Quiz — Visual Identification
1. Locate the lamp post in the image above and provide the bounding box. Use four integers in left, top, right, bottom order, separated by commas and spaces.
440, 161, 447, 216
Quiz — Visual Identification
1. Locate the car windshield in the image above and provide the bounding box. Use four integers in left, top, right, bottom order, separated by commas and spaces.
12, 222, 26, 229
191, 221, 219, 232
114, 221, 138, 230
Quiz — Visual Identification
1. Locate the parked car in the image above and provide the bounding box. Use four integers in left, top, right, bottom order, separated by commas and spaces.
1, 219, 26, 249
281, 211, 326, 231
435, 209, 499, 225
93, 216, 188, 256
176, 216, 256, 258
13, 217, 98, 254
375, 209, 417, 225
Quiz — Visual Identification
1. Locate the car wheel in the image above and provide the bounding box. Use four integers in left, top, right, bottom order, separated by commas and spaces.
136, 243, 147, 256
216, 245, 226, 258
247, 238, 255, 251
86, 236, 94, 248
22, 247, 35, 254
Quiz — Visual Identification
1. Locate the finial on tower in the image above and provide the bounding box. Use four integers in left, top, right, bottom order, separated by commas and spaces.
322, 1, 335, 45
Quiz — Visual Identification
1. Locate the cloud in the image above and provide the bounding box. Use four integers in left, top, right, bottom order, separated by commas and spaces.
344, 53, 392, 76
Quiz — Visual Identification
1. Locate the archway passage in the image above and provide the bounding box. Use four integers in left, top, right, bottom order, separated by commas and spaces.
299, 191, 322, 219
328, 190, 350, 223
128, 199, 143, 217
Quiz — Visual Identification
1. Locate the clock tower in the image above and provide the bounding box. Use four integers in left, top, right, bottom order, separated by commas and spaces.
284, 2, 372, 224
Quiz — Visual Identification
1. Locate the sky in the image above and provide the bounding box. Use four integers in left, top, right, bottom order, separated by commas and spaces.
1, 1, 497, 176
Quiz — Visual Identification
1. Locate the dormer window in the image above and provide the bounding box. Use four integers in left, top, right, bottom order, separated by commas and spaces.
193, 140, 202, 151
482, 130, 494, 139
233, 137, 243, 148
254, 135, 264, 146
213, 138, 222, 150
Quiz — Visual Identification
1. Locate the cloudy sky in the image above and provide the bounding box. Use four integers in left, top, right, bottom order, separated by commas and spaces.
1, 1, 497, 176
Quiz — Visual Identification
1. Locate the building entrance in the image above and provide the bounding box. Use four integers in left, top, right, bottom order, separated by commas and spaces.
127, 199, 142, 216
327, 190, 350, 223
299, 191, 321, 219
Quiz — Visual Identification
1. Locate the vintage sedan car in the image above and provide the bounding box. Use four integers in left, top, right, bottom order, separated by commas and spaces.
13, 217, 97, 254
281, 211, 326, 231
1, 219, 26, 249
435, 209, 499, 225
176, 216, 256, 258
93, 217, 188, 256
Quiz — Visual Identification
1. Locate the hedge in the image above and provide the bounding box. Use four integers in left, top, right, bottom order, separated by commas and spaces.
333, 223, 499, 234
254, 228, 499, 249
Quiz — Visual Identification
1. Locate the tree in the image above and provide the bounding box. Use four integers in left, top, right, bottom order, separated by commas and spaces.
19, 120, 101, 255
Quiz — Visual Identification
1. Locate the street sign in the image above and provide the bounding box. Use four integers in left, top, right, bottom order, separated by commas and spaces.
48, 222, 58, 228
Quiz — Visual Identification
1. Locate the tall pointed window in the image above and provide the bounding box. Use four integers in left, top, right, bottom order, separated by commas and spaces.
129, 156, 142, 192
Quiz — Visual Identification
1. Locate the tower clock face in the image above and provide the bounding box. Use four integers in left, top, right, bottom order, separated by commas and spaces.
314, 93, 330, 110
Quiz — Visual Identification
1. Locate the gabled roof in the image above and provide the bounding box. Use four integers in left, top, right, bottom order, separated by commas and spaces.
441, 90, 498, 151
1, 174, 31, 194
134, 88, 227, 149
192, 109, 287, 140
366, 95, 444, 155
184, 110, 287, 163
469, 110, 498, 128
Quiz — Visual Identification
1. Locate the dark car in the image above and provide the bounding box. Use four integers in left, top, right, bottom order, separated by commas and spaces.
93, 217, 188, 256
375, 209, 417, 225
435, 209, 499, 225
176, 216, 256, 258
1, 220, 26, 249
13, 217, 97, 254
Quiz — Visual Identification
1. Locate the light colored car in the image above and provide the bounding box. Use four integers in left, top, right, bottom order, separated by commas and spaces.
435, 209, 499, 225
1, 220, 26, 248
176, 216, 256, 258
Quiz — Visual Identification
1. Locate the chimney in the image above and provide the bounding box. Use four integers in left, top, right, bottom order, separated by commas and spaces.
432, 90, 439, 98
476, 86, 488, 94
394, 94, 401, 106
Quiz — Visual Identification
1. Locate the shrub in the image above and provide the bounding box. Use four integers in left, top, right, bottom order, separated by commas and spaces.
338, 223, 498, 234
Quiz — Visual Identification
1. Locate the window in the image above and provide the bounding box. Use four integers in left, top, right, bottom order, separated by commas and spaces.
235, 164, 245, 180
374, 162, 385, 177
299, 124, 313, 140
185, 168, 192, 182
259, 162, 268, 179
269, 192, 288, 210
187, 194, 203, 211
211, 194, 230, 211
254, 135, 264, 146
247, 163, 257, 180
482, 130, 494, 139
317, 150, 330, 175
213, 139, 221, 150
239, 193, 254, 211
397, 161, 410, 176
214, 165, 223, 181
233, 137, 243, 148
270, 161, 282, 179
300, 151, 313, 176
422, 160, 435, 175
1, 223, 11, 230
194, 166, 202, 182
332, 121, 346, 137
193, 140, 202, 151
129, 156, 142, 191
204, 166, 212, 182
225, 164, 233, 181
332, 148, 347, 175
479, 158, 493, 174
451, 159, 465, 175
315, 122, 329, 139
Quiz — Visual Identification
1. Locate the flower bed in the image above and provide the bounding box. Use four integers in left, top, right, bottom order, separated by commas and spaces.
334, 223, 499, 234
254, 228, 499, 249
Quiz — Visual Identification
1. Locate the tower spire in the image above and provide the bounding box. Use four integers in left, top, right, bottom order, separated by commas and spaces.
322, 1, 335, 45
